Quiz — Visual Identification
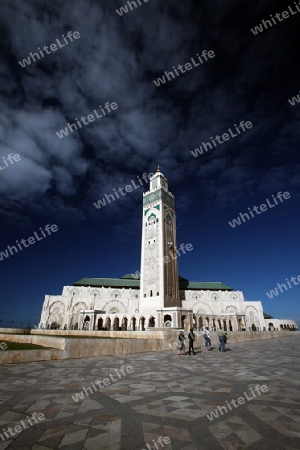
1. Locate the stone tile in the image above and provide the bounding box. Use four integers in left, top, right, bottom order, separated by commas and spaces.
59, 429, 88, 447
0, 336, 299, 449
38, 425, 69, 442
0, 441, 13, 450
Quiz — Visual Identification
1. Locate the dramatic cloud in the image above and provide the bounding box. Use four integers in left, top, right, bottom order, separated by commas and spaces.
0, 0, 299, 233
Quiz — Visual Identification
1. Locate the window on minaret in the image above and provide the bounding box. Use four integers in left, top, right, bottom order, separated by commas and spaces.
150, 290, 153, 297
157, 292, 159, 296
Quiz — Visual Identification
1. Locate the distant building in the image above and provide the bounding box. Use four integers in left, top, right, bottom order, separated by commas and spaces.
39, 168, 298, 332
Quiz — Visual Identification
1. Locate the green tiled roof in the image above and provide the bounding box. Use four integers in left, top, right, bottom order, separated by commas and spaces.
121, 274, 140, 280
73, 278, 140, 288
74, 276, 233, 291
184, 281, 233, 291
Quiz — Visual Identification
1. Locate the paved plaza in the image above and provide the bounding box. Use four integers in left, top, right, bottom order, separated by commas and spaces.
0, 335, 300, 450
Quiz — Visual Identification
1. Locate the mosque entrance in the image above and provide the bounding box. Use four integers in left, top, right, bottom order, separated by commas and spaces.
148, 317, 155, 327
140, 317, 145, 331
122, 317, 128, 330
83, 315, 90, 330
97, 318, 103, 330
113, 317, 120, 330
164, 314, 172, 327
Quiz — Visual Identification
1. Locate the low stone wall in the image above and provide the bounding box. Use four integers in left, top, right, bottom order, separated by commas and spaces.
0, 333, 66, 350
0, 349, 63, 364
0, 328, 166, 339
0, 329, 298, 364
0, 332, 165, 364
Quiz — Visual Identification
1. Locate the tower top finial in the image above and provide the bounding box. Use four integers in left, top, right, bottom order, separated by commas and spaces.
156, 164, 160, 173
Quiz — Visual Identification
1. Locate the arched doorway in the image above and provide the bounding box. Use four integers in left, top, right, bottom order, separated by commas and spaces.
131, 317, 136, 331
83, 315, 90, 330
182, 315, 189, 330
192, 314, 197, 329
148, 317, 155, 328
97, 318, 103, 330
140, 317, 145, 331
210, 319, 215, 331
251, 324, 257, 331
122, 317, 128, 331
238, 318, 243, 331
105, 317, 111, 330
113, 317, 120, 330
198, 317, 203, 330
164, 314, 172, 327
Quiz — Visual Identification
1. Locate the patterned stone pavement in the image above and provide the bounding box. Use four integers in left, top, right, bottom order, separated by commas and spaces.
0, 335, 300, 450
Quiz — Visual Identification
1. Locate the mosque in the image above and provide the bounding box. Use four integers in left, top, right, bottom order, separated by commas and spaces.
39, 168, 298, 333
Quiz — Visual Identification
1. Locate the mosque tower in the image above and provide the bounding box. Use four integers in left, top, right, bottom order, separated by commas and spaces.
139, 166, 181, 317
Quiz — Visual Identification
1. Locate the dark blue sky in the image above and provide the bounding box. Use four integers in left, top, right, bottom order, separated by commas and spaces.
0, 0, 299, 327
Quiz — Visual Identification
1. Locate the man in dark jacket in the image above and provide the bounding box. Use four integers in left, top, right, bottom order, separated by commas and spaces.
188, 328, 196, 355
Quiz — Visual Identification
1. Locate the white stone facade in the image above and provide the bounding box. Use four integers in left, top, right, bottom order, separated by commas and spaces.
39, 285, 297, 332
39, 169, 298, 333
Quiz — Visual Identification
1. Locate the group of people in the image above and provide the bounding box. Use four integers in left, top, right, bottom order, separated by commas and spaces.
177, 328, 228, 355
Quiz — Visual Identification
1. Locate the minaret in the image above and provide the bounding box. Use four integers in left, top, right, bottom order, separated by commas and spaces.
140, 167, 180, 314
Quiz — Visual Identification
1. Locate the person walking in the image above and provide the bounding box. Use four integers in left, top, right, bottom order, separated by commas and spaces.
188, 328, 196, 355
202, 327, 211, 351
177, 331, 186, 355
217, 329, 227, 352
